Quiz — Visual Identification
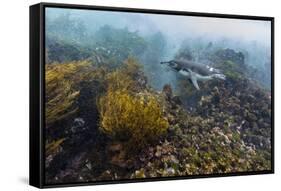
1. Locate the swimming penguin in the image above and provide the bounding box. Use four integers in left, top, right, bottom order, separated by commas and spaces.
161, 59, 226, 90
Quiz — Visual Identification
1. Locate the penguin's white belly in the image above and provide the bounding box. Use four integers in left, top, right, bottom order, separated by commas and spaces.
179, 69, 190, 77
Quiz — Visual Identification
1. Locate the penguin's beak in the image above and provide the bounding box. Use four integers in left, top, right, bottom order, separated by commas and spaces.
160, 61, 170, 65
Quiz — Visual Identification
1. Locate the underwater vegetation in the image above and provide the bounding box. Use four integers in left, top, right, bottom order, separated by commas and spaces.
98, 89, 168, 150
45, 61, 91, 125
98, 58, 168, 151
44, 10, 272, 184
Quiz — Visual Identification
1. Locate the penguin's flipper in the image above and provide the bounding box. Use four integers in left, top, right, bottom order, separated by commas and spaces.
190, 73, 200, 90
187, 69, 200, 90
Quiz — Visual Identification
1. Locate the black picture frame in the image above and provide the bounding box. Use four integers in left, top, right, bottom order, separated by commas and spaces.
30, 2, 274, 188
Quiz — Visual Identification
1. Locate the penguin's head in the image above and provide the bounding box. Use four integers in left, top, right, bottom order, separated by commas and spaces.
160, 60, 179, 71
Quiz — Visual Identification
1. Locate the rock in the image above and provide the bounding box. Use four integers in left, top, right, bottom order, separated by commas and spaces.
174, 127, 183, 137
155, 151, 161, 158
135, 168, 146, 178
170, 155, 179, 164
137, 74, 148, 89
172, 96, 182, 105
247, 112, 257, 121
71, 118, 86, 133
108, 143, 122, 152
214, 48, 245, 65
167, 113, 176, 125
155, 146, 162, 157
100, 170, 112, 180
85, 162, 92, 170
162, 84, 173, 100
165, 167, 175, 176
110, 150, 127, 168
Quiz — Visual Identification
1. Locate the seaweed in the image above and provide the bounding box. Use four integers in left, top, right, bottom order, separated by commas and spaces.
45, 61, 91, 125
98, 58, 168, 152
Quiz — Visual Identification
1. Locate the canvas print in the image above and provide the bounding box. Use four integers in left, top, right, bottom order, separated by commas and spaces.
44, 7, 272, 184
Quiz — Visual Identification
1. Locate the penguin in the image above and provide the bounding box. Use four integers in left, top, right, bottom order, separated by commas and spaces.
161, 59, 225, 90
